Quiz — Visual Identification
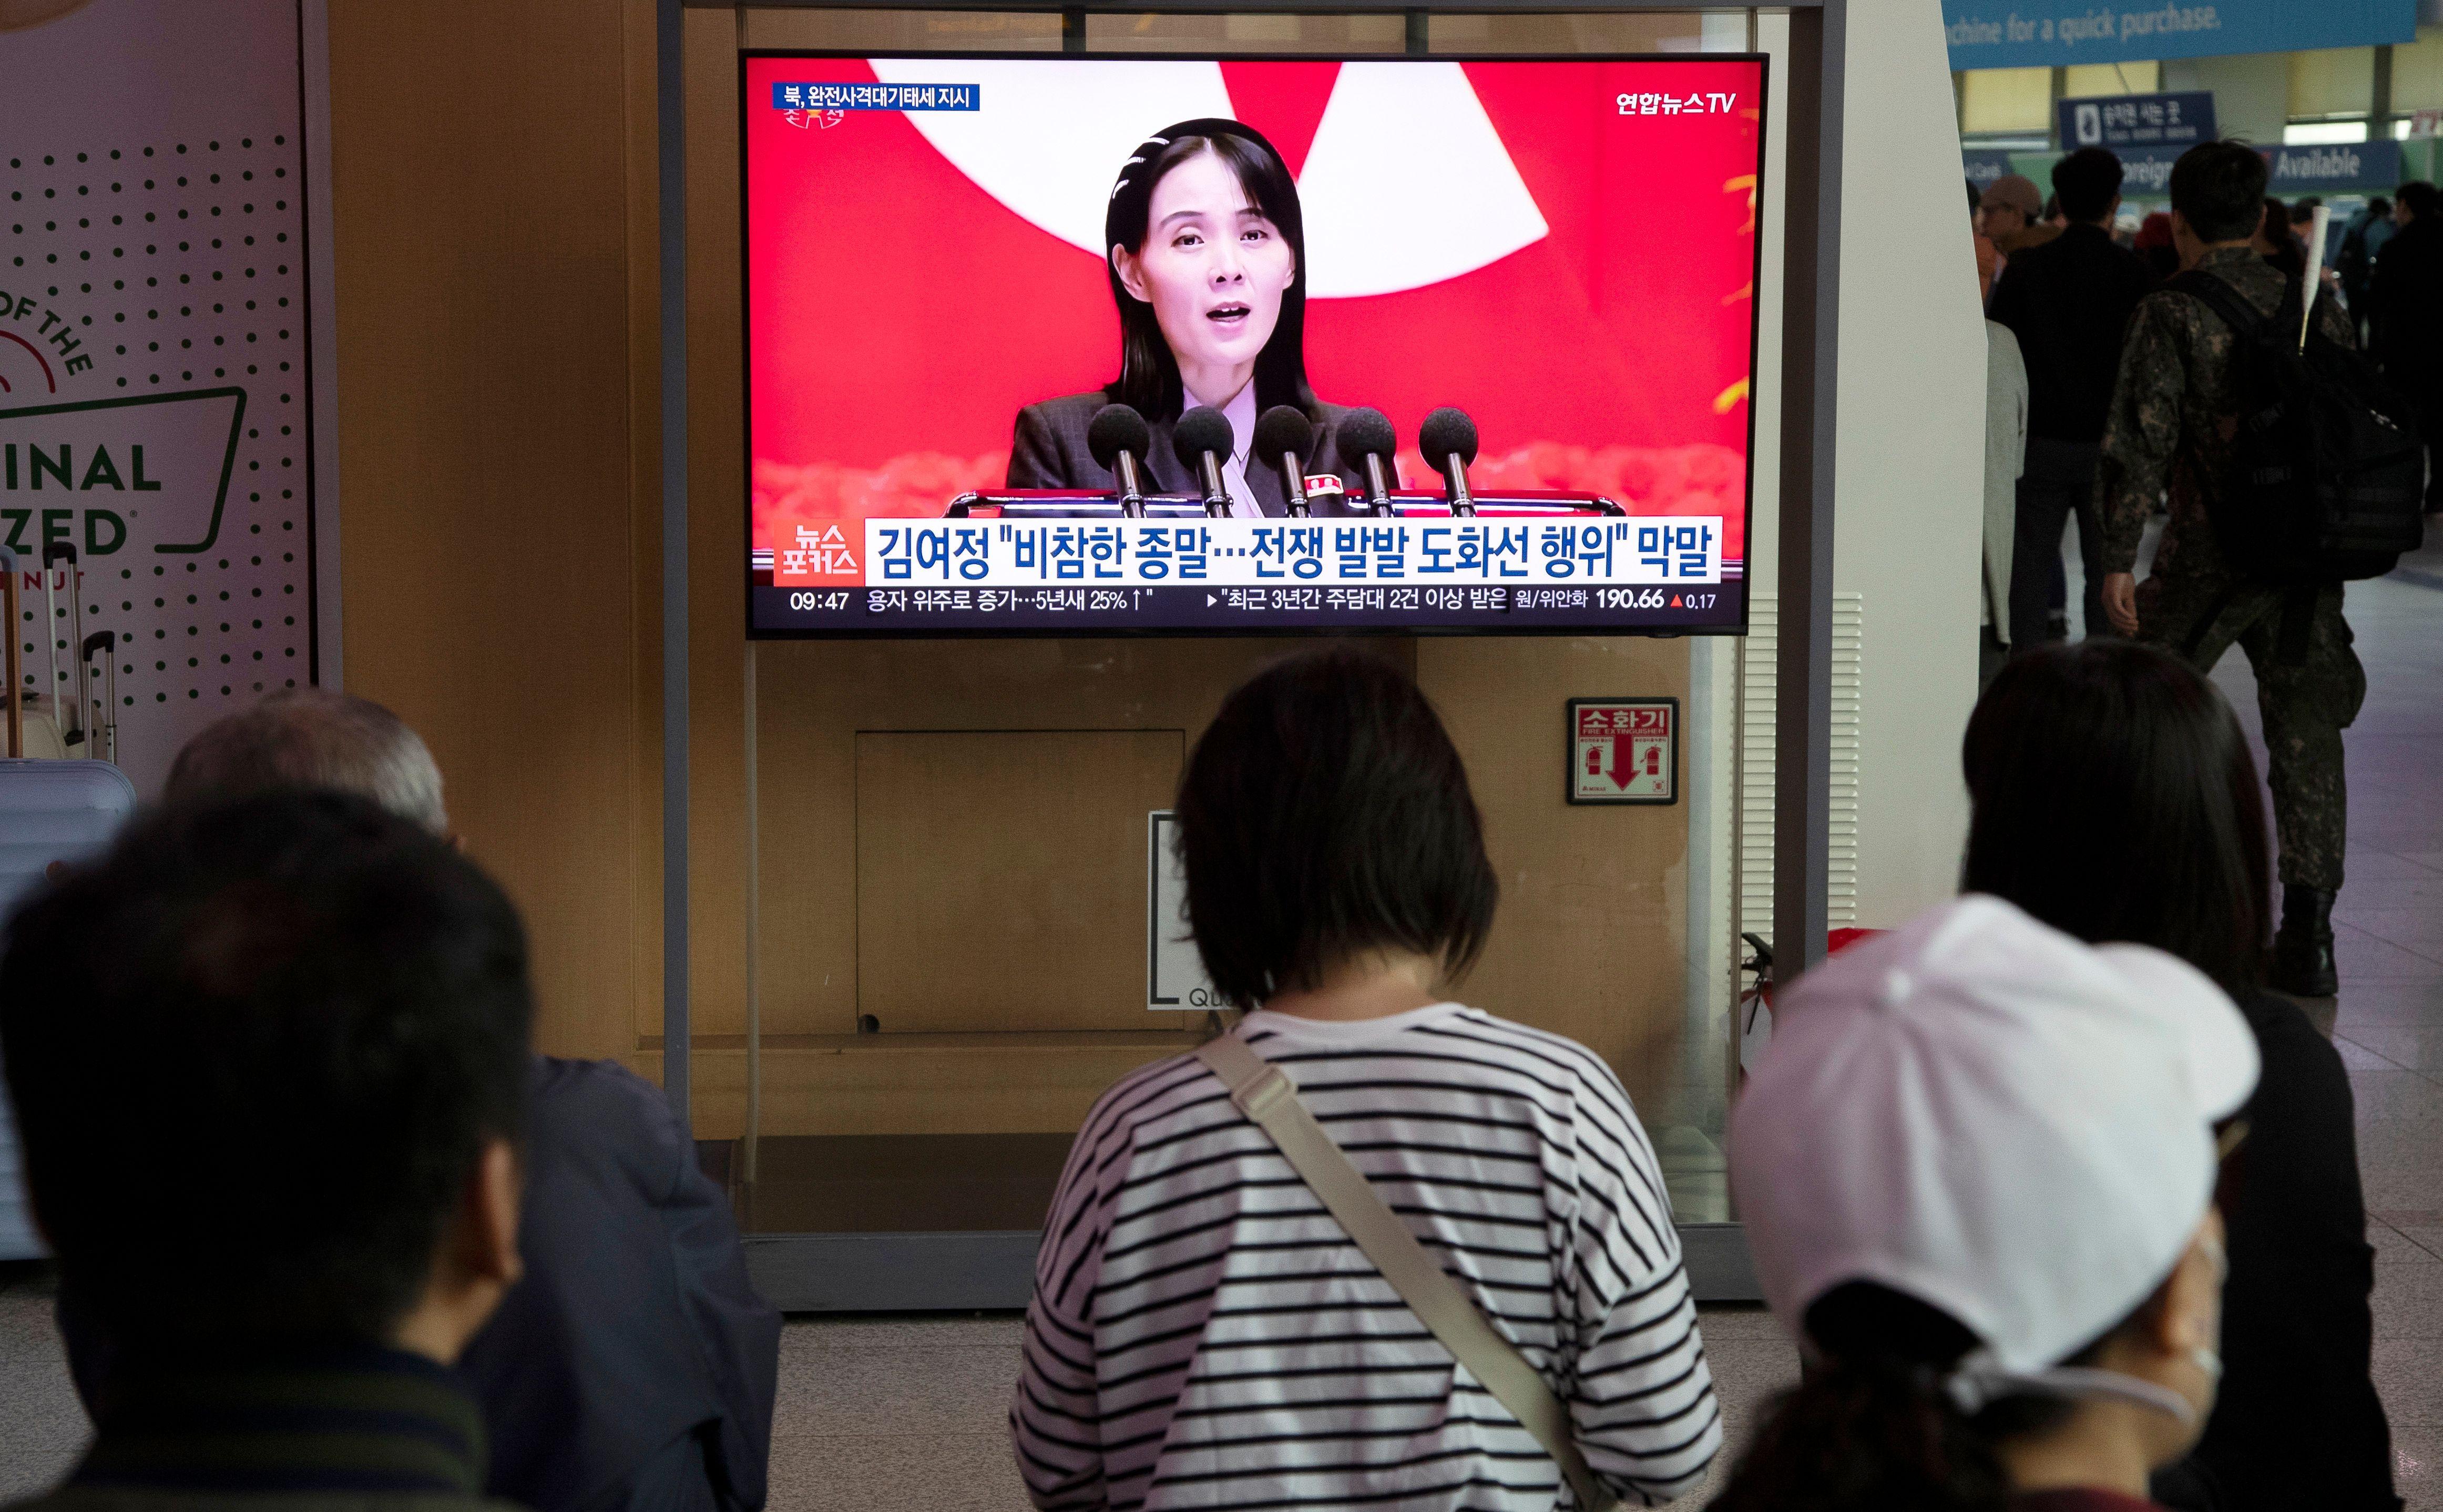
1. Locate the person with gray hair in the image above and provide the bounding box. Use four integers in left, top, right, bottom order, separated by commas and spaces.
59, 688, 783, 1512
164, 690, 449, 834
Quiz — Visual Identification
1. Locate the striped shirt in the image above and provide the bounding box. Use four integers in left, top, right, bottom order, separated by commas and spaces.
1013, 1002, 1719, 1510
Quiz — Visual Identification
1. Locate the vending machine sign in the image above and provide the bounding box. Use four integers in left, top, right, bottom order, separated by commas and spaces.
1568, 696, 1678, 805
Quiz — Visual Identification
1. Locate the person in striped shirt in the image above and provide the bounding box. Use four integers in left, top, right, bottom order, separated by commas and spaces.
1013, 648, 1720, 1510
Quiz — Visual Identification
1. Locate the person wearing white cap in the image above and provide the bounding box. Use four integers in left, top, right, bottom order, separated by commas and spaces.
1712, 895, 2258, 1512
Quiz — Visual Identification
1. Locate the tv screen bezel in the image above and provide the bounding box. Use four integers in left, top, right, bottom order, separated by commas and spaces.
740, 46, 1770, 642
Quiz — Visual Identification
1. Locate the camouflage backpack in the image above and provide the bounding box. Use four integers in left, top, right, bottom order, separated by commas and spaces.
2171, 269, 2425, 584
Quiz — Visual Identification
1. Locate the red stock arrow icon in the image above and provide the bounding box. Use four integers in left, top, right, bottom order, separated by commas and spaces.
1606, 734, 1643, 791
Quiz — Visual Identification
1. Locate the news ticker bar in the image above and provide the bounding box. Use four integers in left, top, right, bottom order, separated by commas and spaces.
752, 578, 1747, 635
772, 516, 1726, 592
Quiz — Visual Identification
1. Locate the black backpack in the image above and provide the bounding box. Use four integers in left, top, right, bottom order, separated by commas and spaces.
2169, 270, 2425, 584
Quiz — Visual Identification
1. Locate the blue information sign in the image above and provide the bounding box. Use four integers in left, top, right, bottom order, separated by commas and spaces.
1964, 149, 2019, 195
2058, 92, 2216, 150
2264, 139, 2404, 195
1945, 0, 2416, 70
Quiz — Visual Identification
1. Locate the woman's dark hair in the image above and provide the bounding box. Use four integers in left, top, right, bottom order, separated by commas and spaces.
1961, 641, 2271, 995
1175, 648, 1496, 1008
1102, 119, 1316, 423
1710, 1283, 2103, 1512
2169, 140, 2270, 243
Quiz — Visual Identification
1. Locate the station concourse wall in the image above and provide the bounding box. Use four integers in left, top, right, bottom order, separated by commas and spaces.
325, 0, 1980, 1142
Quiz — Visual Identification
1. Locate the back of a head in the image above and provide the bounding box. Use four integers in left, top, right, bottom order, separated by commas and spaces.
2169, 141, 2270, 243
2051, 147, 2124, 224
1961, 641, 2268, 994
1718, 900, 2257, 1512
1983, 173, 2041, 223
0, 790, 530, 1352
166, 688, 448, 832
1711, 1282, 2025, 1512
1174, 648, 1496, 1007
2398, 180, 2442, 222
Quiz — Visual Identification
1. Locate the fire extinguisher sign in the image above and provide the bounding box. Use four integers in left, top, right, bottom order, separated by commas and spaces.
1567, 696, 1679, 806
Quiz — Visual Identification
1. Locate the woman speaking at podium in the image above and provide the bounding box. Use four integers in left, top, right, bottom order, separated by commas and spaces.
1006, 118, 1360, 517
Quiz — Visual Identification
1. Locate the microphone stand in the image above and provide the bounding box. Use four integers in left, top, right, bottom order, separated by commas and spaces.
1113, 452, 1146, 518
1442, 454, 1477, 518
1197, 453, 1230, 517
1277, 453, 1310, 517
1362, 455, 1395, 517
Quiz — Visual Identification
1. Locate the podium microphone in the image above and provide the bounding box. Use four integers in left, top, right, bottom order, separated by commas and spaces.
1088, 403, 1153, 517
1419, 407, 1480, 517
1337, 407, 1399, 516
1174, 406, 1236, 516
1253, 405, 1316, 516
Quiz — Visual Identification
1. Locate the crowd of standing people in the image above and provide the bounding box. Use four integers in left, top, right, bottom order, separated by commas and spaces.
1975, 140, 2437, 1003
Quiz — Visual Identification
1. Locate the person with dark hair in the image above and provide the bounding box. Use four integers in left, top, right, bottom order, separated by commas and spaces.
54, 693, 784, 1512
2093, 139, 2366, 997
2368, 180, 2443, 515
2133, 211, 2180, 283
2253, 197, 2305, 278
1013, 648, 1719, 1510
1715, 894, 2256, 1512
0, 792, 530, 1512
1960, 642, 2401, 1512
2337, 196, 2394, 342
1987, 146, 2153, 651
1006, 119, 1357, 514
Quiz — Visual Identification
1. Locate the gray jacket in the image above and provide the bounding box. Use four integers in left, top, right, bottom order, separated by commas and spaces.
1984, 321, 2028, 637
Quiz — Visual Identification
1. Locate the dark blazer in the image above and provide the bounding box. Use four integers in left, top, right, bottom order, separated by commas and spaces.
1986, 222, 2155, 444
58, 1058, 784, 1512
1006, 390, 1367, 517
461, 1058, 782, 1512
2369, 218, 2443, 390
2156, 990, 2400, 1512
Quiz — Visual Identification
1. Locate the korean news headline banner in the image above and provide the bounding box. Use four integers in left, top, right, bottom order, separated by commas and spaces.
1944, 0, 2417, 70
744, 54, 1766, 635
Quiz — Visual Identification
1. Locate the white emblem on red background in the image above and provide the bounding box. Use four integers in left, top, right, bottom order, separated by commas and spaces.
867, 57, 1548, 299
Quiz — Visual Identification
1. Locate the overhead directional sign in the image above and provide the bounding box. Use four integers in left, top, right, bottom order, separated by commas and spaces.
2059, 91, 2215, 151
2265, 138, 2405, 195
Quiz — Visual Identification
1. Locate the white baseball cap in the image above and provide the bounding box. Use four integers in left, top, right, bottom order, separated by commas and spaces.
1731, 895, 2257, 1390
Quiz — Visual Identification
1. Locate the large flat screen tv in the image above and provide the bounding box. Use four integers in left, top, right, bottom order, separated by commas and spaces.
745, 52, 1766, 637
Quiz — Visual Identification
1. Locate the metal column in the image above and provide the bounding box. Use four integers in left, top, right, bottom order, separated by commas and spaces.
1773, 0, 1843, 989
657, 0, 692, 1127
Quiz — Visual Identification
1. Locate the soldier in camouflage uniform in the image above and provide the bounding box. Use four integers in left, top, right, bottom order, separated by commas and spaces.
2094, 140, 2363, 996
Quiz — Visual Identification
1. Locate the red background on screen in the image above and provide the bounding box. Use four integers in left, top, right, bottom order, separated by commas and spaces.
745, 56, 1764, 558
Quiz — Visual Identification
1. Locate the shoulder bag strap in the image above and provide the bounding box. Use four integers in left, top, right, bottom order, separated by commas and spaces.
2168, 268, 2272, 340
1195, 1034, 1619, 1512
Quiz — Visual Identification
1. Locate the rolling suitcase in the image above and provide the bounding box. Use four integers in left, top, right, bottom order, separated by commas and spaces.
0, 759, 139, 1260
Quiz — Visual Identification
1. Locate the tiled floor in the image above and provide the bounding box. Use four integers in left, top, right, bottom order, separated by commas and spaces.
1, 546, 2439, 1508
